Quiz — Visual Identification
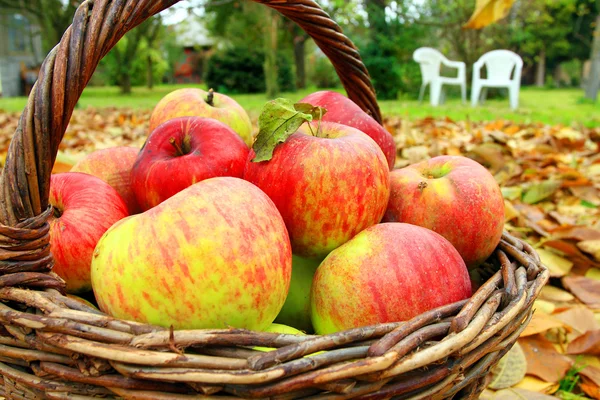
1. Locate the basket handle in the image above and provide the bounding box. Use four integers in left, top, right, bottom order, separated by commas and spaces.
0, 0, 380, 281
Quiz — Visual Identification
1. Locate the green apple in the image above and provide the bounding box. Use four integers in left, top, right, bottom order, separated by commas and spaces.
275, 255, 321, 333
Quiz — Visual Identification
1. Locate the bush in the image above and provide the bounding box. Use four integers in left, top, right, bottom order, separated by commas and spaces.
362, 43, 402, 100
205, 46, 294, 94
308, 55, 340, 88
397, 62, 423, 98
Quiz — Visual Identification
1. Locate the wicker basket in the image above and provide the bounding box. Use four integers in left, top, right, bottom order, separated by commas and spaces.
0, 0, 549, 398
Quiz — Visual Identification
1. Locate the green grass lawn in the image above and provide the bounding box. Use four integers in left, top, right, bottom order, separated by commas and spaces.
1, 84, 599, 127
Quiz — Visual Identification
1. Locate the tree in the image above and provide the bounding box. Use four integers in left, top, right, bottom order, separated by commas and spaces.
99, 16, 165, 94
264, 8, 280, 98
586, 11, 600, 100
0, 0, 82, 53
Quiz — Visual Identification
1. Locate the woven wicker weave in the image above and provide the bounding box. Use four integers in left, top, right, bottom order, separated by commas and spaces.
0, 0, 549, 398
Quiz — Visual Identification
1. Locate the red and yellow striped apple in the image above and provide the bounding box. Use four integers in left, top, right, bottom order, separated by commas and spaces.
383, 155, 504, 268
49, 173, 129, 293
132, 117, 249, 211
90, 177, 292, 330
311, 223, 472, 335
299, 91, 397, 169
149, 88, 254, 146
244, 121, 390, 259
71, 146, 141, 214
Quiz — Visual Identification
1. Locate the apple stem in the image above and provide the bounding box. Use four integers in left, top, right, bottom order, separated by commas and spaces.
206, 88, 215, 107
169, 137, 185, 156
52, 206, 62, 218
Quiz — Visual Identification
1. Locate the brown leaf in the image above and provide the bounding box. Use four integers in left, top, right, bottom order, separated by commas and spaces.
581, 365, 600, 387
542, 240, 600, 275
552, 226, 600, 241
553, 306, 600, 335
580, 380, 600, 400
562, 276, 600, 308
520, 311, 566, 337
567, 330, 600, 355
519, 335, 573, 382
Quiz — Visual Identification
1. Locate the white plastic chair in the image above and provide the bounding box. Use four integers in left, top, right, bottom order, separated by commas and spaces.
471, 50, 523, 110
413, 47, 467, 106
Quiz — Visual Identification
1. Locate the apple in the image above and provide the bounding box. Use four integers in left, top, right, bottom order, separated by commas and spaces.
311, 223, 472, 335
274, 255, 321, 333
131, 117, 250, 211
91, 177, 292, 331
149, 88, 254, 146
299, 91, 396, 169
244, 121, 390, 259
254, 323, 305, 352
382, 155, 505, 268
49, 173, 129, 294
71, 146, 141, 214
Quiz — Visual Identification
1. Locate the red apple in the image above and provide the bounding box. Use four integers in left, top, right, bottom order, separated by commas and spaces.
244, 121, 390, 259
49, 173, 129, 294
71, 146, 141, 214
132, 117, 250, 211
149, 88, 254, 146
299, 91, 396, 169
311, 223, 472, 335
382, 155, 505, 268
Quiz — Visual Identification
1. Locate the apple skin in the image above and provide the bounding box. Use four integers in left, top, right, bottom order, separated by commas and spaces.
243, 121, 390, 259
274, 255, 321, 333
131, 117, 250, 211
49, 173, 129, 294
90, 177, 292, 331
311, 223, 472, 335
71, 146, 141, 214
149, 88, 254, 146
382, 155, 505, 269
299, 91, 396, 169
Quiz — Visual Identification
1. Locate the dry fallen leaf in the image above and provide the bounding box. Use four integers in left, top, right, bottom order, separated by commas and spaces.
553, 305, 600, 335
579, 240, 600, 262
540, 285, 576, 303
519, 335, 573, 382
514, 376, 559, 394
520, 310, 566, 337
488, 342, 528, 390
562, 276, 600, 308
567, 330, 600, 356
537, 248, 574, 277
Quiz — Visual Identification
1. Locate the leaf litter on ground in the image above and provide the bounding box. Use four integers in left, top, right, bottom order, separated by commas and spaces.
0, 107, 600, 398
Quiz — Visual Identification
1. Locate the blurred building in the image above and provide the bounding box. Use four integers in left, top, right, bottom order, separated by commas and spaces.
0, 12, 43, 97
168, 18, 215, 84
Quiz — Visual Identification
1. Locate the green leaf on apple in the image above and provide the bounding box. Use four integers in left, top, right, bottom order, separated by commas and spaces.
293, 103, 328, 121
251, 99, 327, 163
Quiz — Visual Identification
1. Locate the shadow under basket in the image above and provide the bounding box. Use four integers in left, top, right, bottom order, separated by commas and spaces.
0, 0, 549, 398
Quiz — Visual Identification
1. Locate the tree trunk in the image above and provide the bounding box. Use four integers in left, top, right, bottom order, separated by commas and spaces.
585, 14, 600, 101
535, 48, 546, 87
264, 9, 279, 99
294, 36, 307, 90
121, 73, 132, 95
147, 55, 154, 89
